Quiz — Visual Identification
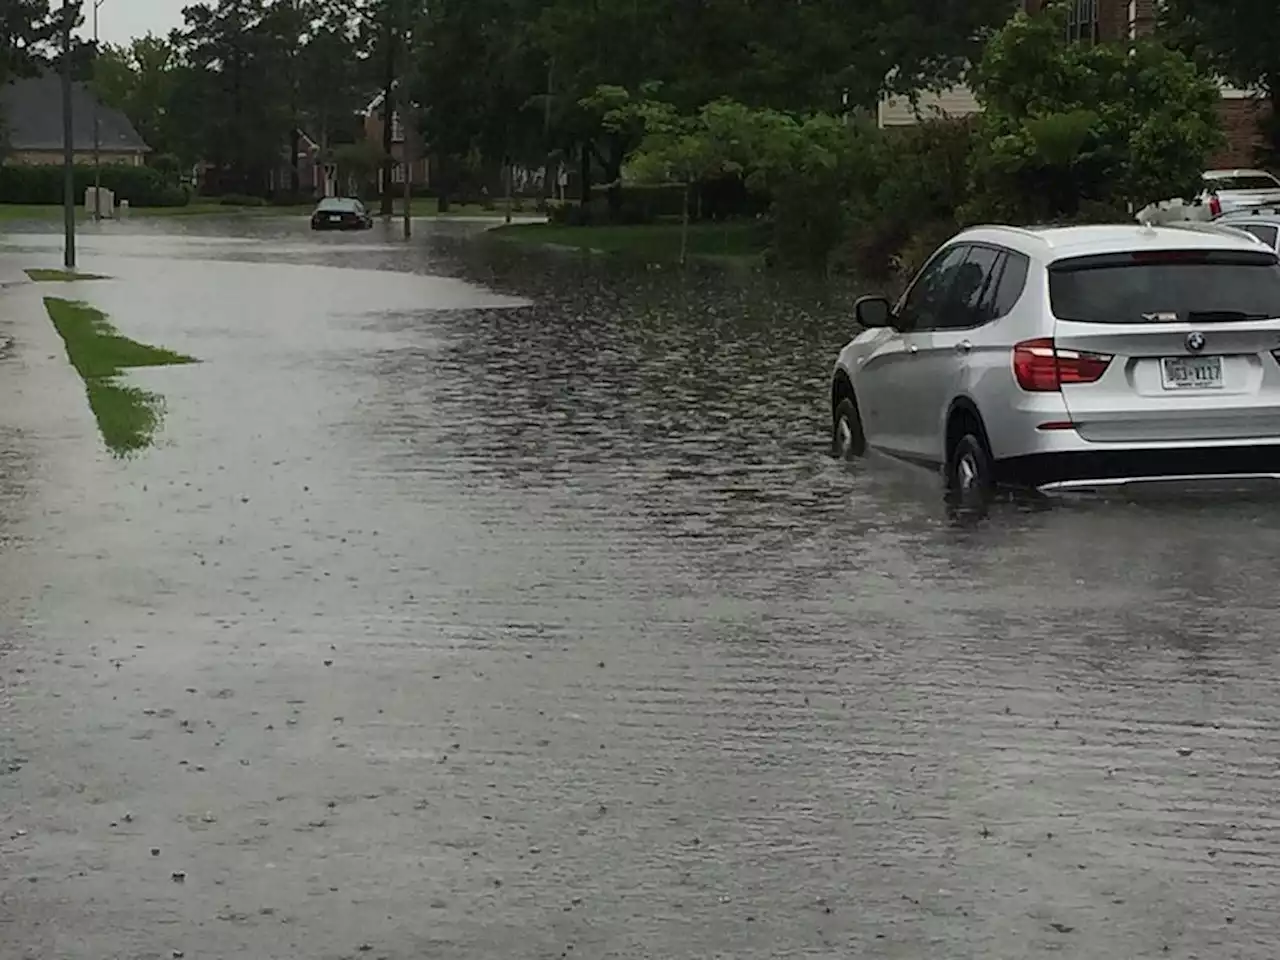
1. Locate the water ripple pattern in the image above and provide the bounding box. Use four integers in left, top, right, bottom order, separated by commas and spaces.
0, 217, 1278, 959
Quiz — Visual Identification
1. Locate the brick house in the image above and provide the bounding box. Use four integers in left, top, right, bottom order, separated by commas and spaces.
878, 0, 1266, 169
362, 87, 429, 191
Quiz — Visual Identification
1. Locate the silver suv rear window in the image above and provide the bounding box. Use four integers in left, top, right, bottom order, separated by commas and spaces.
1237, 223, 1280, 247
1049, 249, 1280, 324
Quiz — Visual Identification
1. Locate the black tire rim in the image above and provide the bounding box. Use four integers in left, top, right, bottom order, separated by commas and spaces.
956, 448, 982, 491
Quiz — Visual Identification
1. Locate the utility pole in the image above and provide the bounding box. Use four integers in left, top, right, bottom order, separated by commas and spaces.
401, 5, 412, 237
92, 0, 105, 220
60, 0, 76, 268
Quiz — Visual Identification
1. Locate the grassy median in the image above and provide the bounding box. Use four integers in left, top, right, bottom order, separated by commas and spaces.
25, 268, 109, 282
42, 296, 196, 456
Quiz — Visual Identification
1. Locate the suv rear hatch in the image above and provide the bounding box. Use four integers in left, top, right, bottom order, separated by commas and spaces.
1209, 174, 1280, 215
1049, 248, 1280, 443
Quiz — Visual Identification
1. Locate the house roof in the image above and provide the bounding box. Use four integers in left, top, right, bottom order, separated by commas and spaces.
0, 73, 150, 154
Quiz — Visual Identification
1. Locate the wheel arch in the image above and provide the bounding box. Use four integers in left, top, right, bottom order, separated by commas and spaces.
944, 397, 992, 462
831, 367, 856, 416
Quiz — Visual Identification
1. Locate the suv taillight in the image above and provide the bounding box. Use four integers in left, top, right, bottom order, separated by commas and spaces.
1013, 338, 1113, 392
1209, 194, 1222, 218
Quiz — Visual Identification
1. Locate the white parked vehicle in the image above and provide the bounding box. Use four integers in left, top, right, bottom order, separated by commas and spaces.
1138, 168, 1280, 224
830, 222, 1280, 498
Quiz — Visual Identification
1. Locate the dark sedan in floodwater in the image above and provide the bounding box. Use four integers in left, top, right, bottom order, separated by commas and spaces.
310, 197, 374, 231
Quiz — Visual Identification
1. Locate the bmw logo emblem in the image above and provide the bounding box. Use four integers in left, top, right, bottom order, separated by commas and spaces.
1186, 331, 1206, 353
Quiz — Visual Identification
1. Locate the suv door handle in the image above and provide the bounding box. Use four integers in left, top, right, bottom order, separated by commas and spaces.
955, 340, 972, 353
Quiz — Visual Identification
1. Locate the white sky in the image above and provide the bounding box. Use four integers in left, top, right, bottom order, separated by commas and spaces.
77, 0, 186, 47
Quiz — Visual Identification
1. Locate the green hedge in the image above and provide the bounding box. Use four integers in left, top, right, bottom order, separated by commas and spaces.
550, 180, 768, 226
0, 163, 189, 207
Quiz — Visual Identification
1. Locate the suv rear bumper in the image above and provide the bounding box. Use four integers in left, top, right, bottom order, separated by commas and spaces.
996, 444, 1280, 492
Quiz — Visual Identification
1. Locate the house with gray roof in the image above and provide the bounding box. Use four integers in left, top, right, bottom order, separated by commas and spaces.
0, 73, 149, 166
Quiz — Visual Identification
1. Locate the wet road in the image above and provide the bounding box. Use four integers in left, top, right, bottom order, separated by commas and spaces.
3, 215, 1280, 959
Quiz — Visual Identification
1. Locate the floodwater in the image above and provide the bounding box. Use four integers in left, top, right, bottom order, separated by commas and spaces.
2, 215, 1280, 959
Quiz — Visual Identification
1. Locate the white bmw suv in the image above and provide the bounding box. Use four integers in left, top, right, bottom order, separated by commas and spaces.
830, 222, 1280, 496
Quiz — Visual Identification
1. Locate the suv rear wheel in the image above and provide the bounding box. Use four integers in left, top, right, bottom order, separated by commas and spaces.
946, 431, 994, 505
832, 397, 866, 460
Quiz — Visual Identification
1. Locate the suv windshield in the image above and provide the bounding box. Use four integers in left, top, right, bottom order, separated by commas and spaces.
1050, 250, 1280, 324
1207, 174, 1280, 191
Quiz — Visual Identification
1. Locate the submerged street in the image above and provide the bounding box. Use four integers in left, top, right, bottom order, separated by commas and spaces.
3, 216, 1280, 959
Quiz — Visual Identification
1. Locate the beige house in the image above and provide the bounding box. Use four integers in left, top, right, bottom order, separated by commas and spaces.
0, 73, 149, 166
876, 0, 1267, 169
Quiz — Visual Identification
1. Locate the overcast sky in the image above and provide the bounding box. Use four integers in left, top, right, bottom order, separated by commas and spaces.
80, 0, 185, 46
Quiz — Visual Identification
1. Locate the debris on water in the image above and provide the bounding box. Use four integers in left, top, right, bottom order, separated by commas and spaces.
1178, 747, 1193, 757
171, 871, 186, 883
122, 812, 134, 823
323, 659, 333, 667
151, 847, 160, 856
1049, 922, 1074, 934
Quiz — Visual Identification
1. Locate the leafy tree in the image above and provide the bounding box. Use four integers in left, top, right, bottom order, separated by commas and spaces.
0, 0, 56, 86
299, 0, 370, 161
411, 0, 545, 211
967, 8, 1223, 221
526, 0, 1017, 220
1161, 0, 1280, 162
92, 36, 187, 161
614, 94, 880, 270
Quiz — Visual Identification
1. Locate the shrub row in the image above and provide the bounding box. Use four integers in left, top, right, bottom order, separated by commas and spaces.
550, 179, 770, 226
0, 163, 189, 207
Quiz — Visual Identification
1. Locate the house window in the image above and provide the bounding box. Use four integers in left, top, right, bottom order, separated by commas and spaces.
391, 162, 406, 184
1065, 0, 1101, 43
390, 110, 404, 143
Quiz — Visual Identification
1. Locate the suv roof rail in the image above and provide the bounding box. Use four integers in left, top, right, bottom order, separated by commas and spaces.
960, 223, 1049, 242
1160, 220, 1268, 245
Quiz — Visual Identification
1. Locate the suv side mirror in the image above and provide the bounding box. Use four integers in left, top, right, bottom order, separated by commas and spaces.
855, 295, 893, 329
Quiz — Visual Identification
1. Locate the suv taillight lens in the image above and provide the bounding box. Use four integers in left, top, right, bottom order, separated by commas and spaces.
1013, 338, 1113, 392
1209, 194, 1222, 218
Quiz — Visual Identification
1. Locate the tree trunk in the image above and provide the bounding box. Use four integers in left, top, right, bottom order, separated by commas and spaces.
679, 180, 690, 267
379, 0, 397, 217
289, 126, 300, 198
436, 153, 451, 212
579, 141, 592, 210
1268, 78, 1280, 167
605, 138, 624, 221
319, 106, 329, 196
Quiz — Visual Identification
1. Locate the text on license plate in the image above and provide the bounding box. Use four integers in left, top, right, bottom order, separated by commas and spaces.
328, 214, 342, 220
1161, 355, 1223, 390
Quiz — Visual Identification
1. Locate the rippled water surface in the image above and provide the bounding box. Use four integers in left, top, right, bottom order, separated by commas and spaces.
2, 215, 1279, 959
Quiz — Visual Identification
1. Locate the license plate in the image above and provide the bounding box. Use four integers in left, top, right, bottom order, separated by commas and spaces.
1161, 355, 1223, 390
328, 214, 342, 221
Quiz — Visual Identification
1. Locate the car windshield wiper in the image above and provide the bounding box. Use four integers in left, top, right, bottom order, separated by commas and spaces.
1185, 310, 1277, 322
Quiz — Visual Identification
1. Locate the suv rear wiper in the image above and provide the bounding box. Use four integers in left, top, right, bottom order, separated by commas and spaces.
1185, 310, 1277, 322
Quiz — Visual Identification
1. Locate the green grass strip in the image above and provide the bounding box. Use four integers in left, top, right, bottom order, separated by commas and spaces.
26, 268, 109, 282
42, 296, 196, 456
